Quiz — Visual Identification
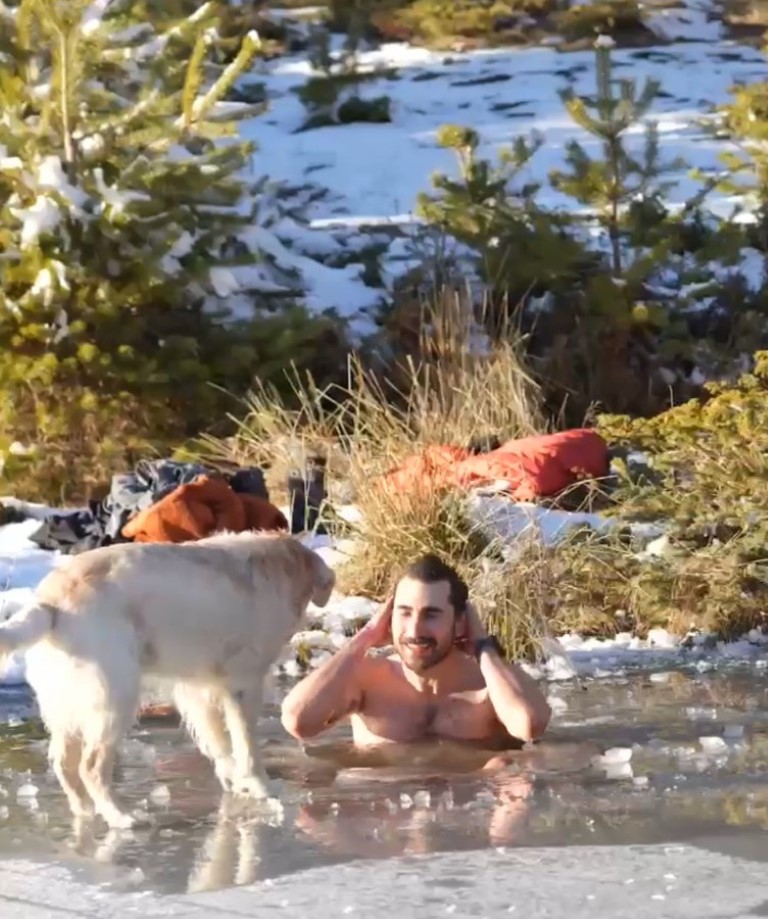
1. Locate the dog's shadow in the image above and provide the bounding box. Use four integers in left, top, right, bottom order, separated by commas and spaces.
66, 793, 285, 894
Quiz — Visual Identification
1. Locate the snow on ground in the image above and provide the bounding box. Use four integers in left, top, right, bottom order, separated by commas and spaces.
240, 28, 768, 327
0, 519, 60, 685
247, 32, 764, 219
646, 0, 724, 43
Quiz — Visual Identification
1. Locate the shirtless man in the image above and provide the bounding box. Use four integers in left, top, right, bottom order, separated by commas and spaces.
280, 554, 551, 748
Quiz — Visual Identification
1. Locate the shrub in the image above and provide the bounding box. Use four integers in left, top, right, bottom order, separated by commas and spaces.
295, 24, 395, 129
551, 1, 650, 45
337, 95, 392, 124
391, 0, 553, 46
590, 350, 768, 638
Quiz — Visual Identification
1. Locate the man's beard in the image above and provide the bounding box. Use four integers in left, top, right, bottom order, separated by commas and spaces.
398, 637, 452, 673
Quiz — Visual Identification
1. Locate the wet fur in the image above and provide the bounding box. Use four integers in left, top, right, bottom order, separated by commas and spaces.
0, 531, 334, 828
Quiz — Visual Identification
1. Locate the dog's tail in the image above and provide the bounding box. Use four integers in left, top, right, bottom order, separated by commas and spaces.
0, 602, 57, 656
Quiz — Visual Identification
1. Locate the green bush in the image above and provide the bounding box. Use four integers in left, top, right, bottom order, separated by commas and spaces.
297, 72, 393, 129
581, 351, 768, 638
411, 36, 768, 421
551, 1, 649, 44
337, 95, 392, 124
392, 0, 553, 45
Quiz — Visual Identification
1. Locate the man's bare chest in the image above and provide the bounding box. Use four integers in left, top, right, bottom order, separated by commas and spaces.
356, 683, 498, 743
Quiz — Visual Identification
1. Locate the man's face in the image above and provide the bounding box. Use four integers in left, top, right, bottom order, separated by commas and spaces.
392, 576, 460, 674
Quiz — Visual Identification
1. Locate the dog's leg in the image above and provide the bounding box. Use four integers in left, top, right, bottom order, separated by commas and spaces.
75, 657, 141, 830
174, 683, 234, 791
79, 740, 136, 829
220, 683, 269, 799
49, 732, 93, 818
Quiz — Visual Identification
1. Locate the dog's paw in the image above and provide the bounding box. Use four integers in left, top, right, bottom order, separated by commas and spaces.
105, 810, 140, 830
104, 808, 151, 830
232, 775, 270, 800
214, 756, 236, 791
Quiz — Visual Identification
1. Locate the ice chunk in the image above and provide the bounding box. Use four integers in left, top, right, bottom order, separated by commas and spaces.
649, 671, 672, 683
699, 736, 728, 754
647, 628, 678, 650
149, 784, 171, 805
282, 659, 302, 678
539, 637, 577, 681
604, 763, 634, 781
413, 790, 431, 808
547, 695, 568, 715
595, 747, 633, 766
16, 782, 38, 799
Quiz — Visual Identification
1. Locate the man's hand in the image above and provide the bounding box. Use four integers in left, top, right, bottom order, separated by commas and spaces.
354, 597, 393, 651
464, 602, 488, 643
456, 601, 487, 653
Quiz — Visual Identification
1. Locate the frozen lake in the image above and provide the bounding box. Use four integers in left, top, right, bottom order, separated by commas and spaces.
2, 665, 768, 916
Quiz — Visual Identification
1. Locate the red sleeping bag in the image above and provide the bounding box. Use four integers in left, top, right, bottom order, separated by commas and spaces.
382, 429, 609, 500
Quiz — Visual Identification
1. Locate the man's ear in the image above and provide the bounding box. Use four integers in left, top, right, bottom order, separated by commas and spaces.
454, 609, 468, 640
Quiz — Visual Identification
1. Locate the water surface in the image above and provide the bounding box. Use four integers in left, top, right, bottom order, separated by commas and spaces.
2, 665, 768, 896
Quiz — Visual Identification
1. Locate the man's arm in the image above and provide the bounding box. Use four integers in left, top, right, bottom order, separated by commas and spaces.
281, 601, 392, 741
478, 650, 552, 743
464, 605, 551, 743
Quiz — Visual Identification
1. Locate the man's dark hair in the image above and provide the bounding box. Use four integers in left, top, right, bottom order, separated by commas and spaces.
401, 554, 468, 614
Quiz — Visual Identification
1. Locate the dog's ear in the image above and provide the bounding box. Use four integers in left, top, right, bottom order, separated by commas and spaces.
305, 548, 335, 608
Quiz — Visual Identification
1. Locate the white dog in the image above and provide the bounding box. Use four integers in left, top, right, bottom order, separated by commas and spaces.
0, 531, 335, 828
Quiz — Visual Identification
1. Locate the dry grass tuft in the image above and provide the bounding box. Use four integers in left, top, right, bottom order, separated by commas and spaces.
204, 292, 768, 657
203, 290, 564, 657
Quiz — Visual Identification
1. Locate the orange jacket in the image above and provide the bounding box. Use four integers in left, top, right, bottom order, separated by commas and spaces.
122, 474, 288, 543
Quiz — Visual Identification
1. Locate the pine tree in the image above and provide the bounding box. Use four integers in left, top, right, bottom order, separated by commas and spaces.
0, 0, 330, 499
549, 35, 676, 277
417, 124, 585, 304
716, 44, 768, 262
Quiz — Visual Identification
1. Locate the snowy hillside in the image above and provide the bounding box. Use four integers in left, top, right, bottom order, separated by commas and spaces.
238, 8, 768, 332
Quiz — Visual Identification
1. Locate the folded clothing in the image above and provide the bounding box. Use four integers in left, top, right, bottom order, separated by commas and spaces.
121, 474, 288, 543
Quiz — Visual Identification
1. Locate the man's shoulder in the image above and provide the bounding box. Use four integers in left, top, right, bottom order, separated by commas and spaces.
355, 650, 402, 688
